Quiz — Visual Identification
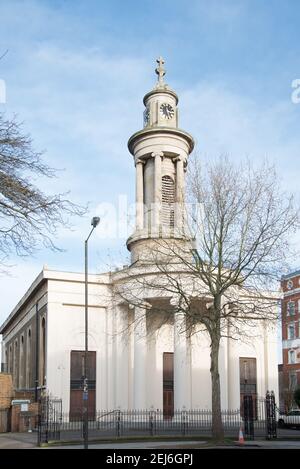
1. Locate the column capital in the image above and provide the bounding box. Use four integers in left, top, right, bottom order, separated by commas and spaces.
138, 301, 152, 310
173, 154, 183, 162
129, 301, 152, 310
135, 158, 146, 166
151, 151, 164, 159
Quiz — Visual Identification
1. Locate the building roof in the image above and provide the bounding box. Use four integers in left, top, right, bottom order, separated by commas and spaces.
281, 269, 300, 280
0, 267, 110, 335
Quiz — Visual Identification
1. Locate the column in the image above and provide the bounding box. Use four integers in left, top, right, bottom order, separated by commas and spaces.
176, 157, 184, 231
219, 336, 229, 409
135, 159, 144, 230
152, 151, 163, 232
114, 306, 129, 409
174, 311, 188, 409
133, 306, 147, 409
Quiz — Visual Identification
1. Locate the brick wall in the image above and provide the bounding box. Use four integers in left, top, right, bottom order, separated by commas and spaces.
11, 403, 39, 432
0, 373, 14, 409
14, 390, 35, 401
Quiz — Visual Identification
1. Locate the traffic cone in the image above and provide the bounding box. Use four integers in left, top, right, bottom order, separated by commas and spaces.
238, 426, 245, 445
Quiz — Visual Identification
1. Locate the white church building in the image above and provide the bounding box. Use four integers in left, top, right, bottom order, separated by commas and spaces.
0, 59, 279, 417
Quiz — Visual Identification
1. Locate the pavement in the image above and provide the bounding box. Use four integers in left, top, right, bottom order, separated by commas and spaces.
46, 439, 300, 449
0, 432, 37, 449
1, 432, 300, 449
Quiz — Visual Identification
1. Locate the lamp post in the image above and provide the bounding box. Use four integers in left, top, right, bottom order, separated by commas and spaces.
83, 216, 100, 450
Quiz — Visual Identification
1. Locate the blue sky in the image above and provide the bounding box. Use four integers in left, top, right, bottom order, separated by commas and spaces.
0, 0, 300, 327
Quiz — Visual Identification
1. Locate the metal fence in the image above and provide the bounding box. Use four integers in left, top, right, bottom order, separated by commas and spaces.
57, 408, 243, 440
36, 390, 282, 444
38, 405, 277, 444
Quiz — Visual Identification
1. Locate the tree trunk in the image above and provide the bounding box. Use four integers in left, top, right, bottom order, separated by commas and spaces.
210, 332, 224, 441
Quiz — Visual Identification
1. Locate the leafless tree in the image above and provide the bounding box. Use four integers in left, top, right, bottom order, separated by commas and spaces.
0, 113, 85, 265
115, 156, 299, 441
281, 373, 296, 413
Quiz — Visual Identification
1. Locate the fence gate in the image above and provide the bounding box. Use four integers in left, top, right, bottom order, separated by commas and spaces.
38, 395, 62, 445
265, 391, 277, 439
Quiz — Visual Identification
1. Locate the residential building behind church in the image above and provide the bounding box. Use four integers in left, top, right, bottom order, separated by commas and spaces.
280, 271, 300, 410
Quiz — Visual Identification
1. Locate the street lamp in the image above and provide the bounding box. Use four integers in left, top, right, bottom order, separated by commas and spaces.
83, 216, 100, 450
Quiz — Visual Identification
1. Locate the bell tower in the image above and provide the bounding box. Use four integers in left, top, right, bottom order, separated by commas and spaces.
127, 58, 194, 263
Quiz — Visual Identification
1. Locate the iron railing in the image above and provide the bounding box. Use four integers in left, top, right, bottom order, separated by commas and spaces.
38, 407, 275, 443
37, 391, 281, 444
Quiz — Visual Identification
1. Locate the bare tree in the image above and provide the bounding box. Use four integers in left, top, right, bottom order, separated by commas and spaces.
116, 156, 299, 441
0, 113, 85, 265
281, 372, 296, 413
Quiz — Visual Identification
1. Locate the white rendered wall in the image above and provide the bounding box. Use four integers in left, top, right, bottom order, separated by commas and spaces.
43, 273, 278, 412
151, 321, 174, 410
46, 277, 112, 413
190, 328, 211, 409
227, 319, 279, 409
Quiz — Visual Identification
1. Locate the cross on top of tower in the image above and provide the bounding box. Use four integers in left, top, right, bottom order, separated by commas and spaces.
155, 56, 166, 86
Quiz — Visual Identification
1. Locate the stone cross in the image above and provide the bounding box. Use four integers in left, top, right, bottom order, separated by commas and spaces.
155, 56, 166, 86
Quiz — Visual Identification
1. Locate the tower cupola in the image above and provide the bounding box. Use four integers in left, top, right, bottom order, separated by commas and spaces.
127, 58, 195, 263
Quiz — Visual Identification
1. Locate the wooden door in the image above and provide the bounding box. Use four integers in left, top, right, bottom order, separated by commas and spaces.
163, 389, 174, 419
239, 357, 257, 418
70, 351, 96, 419
163, 352, 174, 418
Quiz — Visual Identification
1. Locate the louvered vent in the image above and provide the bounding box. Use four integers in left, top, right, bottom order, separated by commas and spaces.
162, 175, 175, 227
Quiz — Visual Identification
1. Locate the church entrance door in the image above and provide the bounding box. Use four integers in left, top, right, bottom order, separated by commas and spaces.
163, 352, 174, 418
70, 350, 96, 420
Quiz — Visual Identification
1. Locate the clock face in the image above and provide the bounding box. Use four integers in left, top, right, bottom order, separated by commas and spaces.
143, 107, 150, 125
160, 103, 175, 119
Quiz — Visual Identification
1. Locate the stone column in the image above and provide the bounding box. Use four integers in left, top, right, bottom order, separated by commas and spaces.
175, 157, 184, 231
135, 159, 144, 230
173, 309, 188, 409
152, 151, 163, 232
133, 306, 147, 409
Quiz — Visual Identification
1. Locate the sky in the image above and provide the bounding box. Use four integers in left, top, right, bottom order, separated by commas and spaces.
0, 0, 300, 342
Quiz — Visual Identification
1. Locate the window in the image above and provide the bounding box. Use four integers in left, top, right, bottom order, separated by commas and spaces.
287, 301, 295, 316
9, 345, 12, 373
288, 323, 296, 340
14, 340, 18, 388
26, 328, 32, 388
289, 372, 297, 390
162, 175, 175, 227
41, 317, 46, 385
20, 335, 25, 388
289, 350, 296, 364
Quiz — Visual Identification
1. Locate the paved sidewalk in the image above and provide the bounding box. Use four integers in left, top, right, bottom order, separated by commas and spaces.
46, 440, 207, 449
1, 432, 300, 449
48, 438, 300, 449
45, 439, 300, 449
232, 440, 300, 449
0, 432, 37, 449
